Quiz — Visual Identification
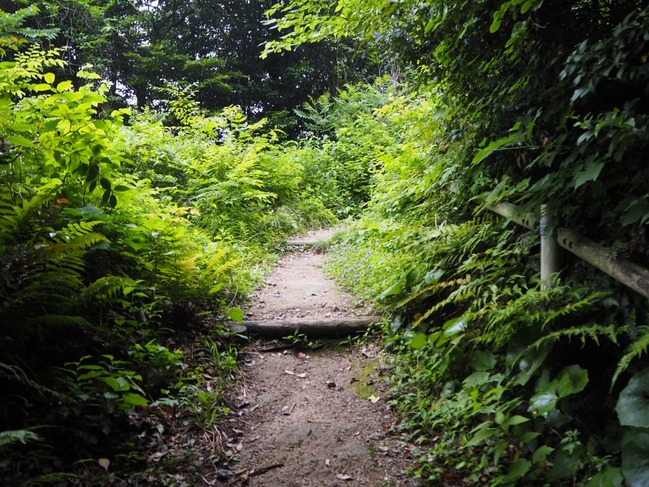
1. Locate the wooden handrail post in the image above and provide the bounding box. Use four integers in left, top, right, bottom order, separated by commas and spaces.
540, 204, 563, 289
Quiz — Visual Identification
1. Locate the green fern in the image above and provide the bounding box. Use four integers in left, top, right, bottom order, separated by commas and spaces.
613, 326, 649, 386
85, 275, 141, 301
0, 362, 68, 402
0, 429, 42, 449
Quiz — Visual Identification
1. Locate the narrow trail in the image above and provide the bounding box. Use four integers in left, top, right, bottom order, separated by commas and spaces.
226, 229, 419, 486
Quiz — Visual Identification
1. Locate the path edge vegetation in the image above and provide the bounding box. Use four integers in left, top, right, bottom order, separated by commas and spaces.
2, 1, 649, 486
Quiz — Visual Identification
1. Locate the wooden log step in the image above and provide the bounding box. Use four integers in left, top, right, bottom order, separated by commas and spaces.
231, 316, 383, 338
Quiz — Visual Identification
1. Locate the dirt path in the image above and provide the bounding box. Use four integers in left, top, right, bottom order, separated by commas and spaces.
227, 229, 419, 486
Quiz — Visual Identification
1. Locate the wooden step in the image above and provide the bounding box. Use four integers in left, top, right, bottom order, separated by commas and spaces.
229, 316, 383, 338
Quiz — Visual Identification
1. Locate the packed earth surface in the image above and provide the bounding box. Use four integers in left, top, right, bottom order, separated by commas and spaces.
224, 229, 420, 486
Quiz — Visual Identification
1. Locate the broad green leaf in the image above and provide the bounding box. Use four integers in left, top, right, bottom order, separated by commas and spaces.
508, 458, 531, 479
503, 415, 530, 427
463, 371, 490, 387
466, 425, 498, 446
556, 365, 588, 397
573, 161, 605, 189
32, 83, 52, 92
7, 134, 33, 148
104, 376, 130, 392
410, 333, 427, 350
44, 72, 55, 84
227, 306, 245, 323
469, 351, 497, 371
9, 122, 32, 132
528, 392, 558, 415
586, 467, 623, 487
472, 133, 519, 165
377, 280, 402, 300
621, 428, 649, 487
122, 392, 148, 407
616, 368, 649, 427
443, 316, 467, 335
532, 445, 554, 464
57, 80, 73, 92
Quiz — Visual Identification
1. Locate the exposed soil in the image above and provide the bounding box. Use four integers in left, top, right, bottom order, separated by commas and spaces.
226, 229, 419, 486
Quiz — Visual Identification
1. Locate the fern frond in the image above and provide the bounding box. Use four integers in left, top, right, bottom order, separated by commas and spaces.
0, 195, 49, 241
542, 291, 609, 328
394, 278, 464, 309
0, 429, 42, 449
53, 221, 107, 249
613, 326, 649, 386
531, 323, 621, 351
0, 362, 69, 402
85, 275, 141, 301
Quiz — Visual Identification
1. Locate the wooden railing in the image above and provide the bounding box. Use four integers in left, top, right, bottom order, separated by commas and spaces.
487, 201, 649, 299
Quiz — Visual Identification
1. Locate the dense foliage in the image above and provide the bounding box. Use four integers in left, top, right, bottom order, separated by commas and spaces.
264, 0, 649, 485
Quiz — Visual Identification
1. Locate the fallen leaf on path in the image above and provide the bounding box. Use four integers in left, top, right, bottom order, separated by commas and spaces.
284, 369, 307, 378
297, 352, 309, 360
98, 458, 110, 470
336, 474, 353, 481
369, 395, 381, 403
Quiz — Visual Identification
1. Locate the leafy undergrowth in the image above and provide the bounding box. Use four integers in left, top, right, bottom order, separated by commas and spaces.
2, 321, 244, 486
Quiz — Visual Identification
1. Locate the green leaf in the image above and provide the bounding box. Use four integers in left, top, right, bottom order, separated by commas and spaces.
463, 371, 490, 387
529, 392, 558, 415
586, 467, 624, 487
573, 161, 605, 189
104, 376, 130, 392
616, 368, 649, 427
466, 425, 499, 446
377, 280, 402, 300
503, 415, 530, 427
472, 133, 519, 165
122, 392, 148, 407
227, 306, 244, 323
32, 83, 52, 92
469, 351, 497, 371
621, 428, 649, 487
532, 445, 554, 464
443, 316, 467, 335
57, 80, 73, 92
44, 72, 55, 84
7, 134, 33, 148
508, 458, 531, 479
490, 18, 502, 34
556, 365, 588, 397
410, 333, 428, 350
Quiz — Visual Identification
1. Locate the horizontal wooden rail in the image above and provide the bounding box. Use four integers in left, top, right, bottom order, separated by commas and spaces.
488, 201, 649, 298
487, 202, 537, 230
557, 228, 649, 299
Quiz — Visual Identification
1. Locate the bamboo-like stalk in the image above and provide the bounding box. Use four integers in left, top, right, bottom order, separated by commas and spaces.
540, 204, 563, 289
486, 202, 537, 230
557, 228, 649, 299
